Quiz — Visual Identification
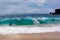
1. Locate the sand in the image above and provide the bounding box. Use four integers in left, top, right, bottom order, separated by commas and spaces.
0, 32, 60, 40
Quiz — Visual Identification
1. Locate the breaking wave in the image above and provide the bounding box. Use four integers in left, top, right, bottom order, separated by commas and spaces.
0, 17, 60, 25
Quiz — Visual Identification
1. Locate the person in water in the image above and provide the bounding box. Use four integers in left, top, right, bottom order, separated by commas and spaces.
50, 9, 60, 15
9, 20, 12, 26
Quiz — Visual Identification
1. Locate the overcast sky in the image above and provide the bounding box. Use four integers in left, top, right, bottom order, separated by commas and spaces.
0, 0, 60, 15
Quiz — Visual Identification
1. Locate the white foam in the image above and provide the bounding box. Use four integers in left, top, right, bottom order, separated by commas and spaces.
38, 17, 48, 21
0, 25, 60, 34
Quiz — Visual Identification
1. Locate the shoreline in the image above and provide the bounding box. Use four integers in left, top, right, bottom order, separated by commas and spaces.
0, 24, 60, 34
0, 32, 60, 40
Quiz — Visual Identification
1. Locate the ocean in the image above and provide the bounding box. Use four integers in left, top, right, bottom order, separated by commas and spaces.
0, 14, 60, 18
0, 14, 60, 34
0, 14, 60, 25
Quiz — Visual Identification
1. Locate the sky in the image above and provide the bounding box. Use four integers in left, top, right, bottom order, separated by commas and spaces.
0, 0, 60, 15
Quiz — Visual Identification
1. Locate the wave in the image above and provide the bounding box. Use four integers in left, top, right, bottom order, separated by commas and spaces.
0, 17, 60, 25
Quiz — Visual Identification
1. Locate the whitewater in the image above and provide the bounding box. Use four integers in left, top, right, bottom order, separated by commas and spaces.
0, 24, 60, 34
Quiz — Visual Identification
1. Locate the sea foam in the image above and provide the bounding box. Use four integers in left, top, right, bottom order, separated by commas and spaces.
0, 24, 60, 34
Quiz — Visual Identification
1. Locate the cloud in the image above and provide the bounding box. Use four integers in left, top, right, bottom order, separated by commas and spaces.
0, 0, 46, 14
17, 0, 45, 3
27, 0, 45, 3
44, 0, 60, 10
0, 0, 60, 15
22, 0, 46, 6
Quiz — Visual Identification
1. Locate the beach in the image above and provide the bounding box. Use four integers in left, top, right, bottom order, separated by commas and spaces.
0, 24, 60, 40
0, 32, 60, 40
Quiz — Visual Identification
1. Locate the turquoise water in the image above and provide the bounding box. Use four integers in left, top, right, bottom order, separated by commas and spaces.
0, 17, 60, 25
0, 18, 34, 25
0, 14, 60, 25
38, 18, 60, 24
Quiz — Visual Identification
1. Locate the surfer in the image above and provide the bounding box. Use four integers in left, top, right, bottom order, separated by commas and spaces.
50, 9, 60, 15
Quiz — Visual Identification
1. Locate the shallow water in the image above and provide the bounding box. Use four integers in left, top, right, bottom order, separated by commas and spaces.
0, 24, 60, 34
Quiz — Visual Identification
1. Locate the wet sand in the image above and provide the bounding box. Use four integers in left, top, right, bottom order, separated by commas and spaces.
0, 32, 60, 40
